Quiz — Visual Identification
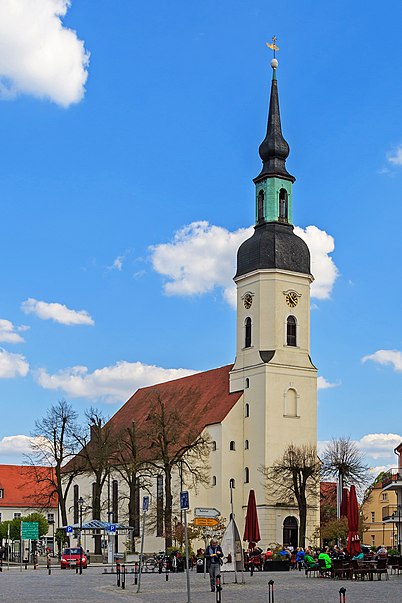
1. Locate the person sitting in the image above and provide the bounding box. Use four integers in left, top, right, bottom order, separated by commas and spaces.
264, 548, 273, 561
304, 553, 319, 569
278, 546, 291, 559
318, 547, 332, 576
352, 552, 364, 560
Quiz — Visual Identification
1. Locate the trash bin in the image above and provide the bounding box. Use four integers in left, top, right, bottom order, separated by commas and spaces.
196, 558, 204, 573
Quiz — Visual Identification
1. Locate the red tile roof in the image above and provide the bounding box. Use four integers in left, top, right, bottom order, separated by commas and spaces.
109, 363, 242, 435
0, 465, 58, 509
64, 364, 243, 471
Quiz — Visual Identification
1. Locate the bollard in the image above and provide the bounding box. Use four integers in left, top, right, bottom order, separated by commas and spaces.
47, 556, 51, 575
215, 573, 222, 603
166, 569, 169, 581
0, 559, 2, 573
250, 561, 254, 577
121, 564, 126, 590
339, 587, 346, 603
116, 561, 121, 587
268, 579, 275, 603
75, 565, 78, 574
134, 562, 138, 585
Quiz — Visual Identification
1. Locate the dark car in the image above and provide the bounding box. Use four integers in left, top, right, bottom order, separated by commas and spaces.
60, 547, 87, 569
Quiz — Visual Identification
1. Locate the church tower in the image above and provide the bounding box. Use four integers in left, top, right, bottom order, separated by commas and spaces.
230, 56, 318, 546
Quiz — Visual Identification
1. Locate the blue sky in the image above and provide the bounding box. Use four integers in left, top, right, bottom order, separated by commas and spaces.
0, 0, 401, 474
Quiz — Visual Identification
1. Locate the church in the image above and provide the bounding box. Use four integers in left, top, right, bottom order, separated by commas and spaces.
65, 55, 318, 553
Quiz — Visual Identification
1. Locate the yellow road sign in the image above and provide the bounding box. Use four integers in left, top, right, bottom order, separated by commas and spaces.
193, 517, 219, 527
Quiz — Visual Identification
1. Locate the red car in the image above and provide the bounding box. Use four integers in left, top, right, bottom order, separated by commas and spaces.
60, 547, 87, 569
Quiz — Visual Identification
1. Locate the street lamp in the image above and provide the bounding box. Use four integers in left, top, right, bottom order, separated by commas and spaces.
398, 504, 402, 555
78, 496, 84, 575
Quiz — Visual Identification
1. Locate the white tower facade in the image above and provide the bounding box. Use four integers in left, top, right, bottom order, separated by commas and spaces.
230, 60, 318, 547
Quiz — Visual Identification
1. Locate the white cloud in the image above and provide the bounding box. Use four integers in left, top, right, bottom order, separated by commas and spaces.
0, 0, 89, 107
110, 256, 124, 271
21, 298, 94, 326
317, 376, 339, 390
150, 221, 339, 307
35, 361, 197, 403
0, 348, 29, 377
150, 221, 251, 307
357, 433, 402, 460
387, 145, 402, 166
294, 225, 338, 300
0, 319, 29, 343
362, 349, 402, 372
0, 434, 33, 455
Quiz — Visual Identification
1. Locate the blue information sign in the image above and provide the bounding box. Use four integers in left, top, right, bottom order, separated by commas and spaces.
180, 491, 189, 510
109, 524, 116, 533
66, 525, 73, 534
142, 496, 150, 512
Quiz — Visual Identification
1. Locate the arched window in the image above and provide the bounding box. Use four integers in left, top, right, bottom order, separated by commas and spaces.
212, 476, 217, 487
279, 188, 288, 221
287, 316, 297, 346
245, 403, 250, 417
245, 439, 249, 450
211, 441, 217, 451
245, 377, 250, 388
257, 189, 265, 223
230, 441, 236, 451
244, 467, 250, 483
284, 388, 298, 417
229, 478, 235, 489
245, 317, 252, 348
283, 516, 298, 548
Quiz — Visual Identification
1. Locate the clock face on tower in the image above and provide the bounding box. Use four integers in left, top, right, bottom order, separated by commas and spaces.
285, 291, 299, 308
243, 293, 253, 309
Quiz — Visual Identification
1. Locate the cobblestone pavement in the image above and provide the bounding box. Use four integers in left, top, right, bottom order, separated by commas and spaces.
0, 566, 401, 602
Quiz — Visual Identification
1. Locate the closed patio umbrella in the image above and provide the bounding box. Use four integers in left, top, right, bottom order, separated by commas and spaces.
243, 489, 261, 545
346, 485, 361, 556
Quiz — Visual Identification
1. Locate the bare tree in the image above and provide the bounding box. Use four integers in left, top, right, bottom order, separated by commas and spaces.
260, 443, 320, 548
73, 408, 115, 554
27, 399, 82, 528
111, 422, 151, 551
146, 391, 211, 550
321, 437, 370, 488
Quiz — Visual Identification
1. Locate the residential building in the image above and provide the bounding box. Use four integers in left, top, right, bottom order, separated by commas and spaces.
0, 464, 59, 553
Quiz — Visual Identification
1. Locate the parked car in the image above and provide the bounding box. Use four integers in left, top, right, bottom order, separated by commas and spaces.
60, 547, 87, 569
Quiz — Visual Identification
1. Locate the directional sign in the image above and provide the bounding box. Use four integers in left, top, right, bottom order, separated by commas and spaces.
66, 525, 73, 534
21, 521, 39, 540
193, 517, 219, 527
194, 507, 220, 518
180, 491, 189, 510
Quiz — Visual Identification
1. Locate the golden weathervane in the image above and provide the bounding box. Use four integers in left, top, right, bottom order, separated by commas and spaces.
266, 36, 279, 58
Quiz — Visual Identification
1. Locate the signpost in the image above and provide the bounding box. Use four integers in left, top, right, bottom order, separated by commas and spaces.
21, 522, 39, 540
194, 507, 220, 518
20, 522, 39, 572
180, 491, 191, 603
193, 517, 219, 527
65, 526, 73, 535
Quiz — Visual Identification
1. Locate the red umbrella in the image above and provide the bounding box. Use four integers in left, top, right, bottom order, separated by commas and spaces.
346, 485, 361, 556
243, 489, 261, 544
340, 487, 349, 518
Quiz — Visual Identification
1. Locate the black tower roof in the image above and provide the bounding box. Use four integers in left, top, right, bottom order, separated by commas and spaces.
254, 69, 295, 184
235, 61, 311, 279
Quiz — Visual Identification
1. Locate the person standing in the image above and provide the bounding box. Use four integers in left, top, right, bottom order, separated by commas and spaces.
205, 538, 223, 592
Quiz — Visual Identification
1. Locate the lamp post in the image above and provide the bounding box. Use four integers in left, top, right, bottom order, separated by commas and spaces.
398, 504, 402, 555
78, 496, 84, 574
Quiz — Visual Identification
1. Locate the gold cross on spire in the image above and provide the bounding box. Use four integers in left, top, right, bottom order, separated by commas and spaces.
266, 36, 279, 58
